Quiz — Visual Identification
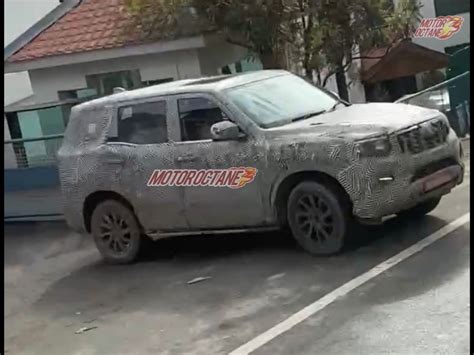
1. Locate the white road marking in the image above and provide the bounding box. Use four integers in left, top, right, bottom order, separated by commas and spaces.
229, 213, 470, 355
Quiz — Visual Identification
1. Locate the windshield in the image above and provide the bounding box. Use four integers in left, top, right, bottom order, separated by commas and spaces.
225, 74, 339, 128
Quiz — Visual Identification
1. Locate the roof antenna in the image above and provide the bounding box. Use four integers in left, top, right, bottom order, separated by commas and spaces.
113, 87, 126, 94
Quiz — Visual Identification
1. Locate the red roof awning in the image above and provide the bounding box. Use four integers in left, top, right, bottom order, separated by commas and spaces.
361, 40, 449, 83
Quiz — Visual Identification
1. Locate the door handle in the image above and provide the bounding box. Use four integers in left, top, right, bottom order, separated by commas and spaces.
177, 155, 197, 162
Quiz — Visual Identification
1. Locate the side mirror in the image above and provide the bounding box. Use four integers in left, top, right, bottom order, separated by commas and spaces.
210, 121, 242, 141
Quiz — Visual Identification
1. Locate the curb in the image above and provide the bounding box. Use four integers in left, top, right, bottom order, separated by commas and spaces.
4, 215, 65, 223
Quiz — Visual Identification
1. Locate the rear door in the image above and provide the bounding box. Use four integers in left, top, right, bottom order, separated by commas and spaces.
170, 94, 266, 230
103, 97, 188, 232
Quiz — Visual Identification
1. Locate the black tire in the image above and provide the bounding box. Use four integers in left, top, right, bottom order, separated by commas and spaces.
90, 199, 144, 264
287, 180, 352, 256
397, 197, 442, 219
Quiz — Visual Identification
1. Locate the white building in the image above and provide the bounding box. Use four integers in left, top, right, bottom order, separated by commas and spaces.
397, 0, 470, 90
4, 0, 258, 105
290, 0, 469, 104
4, 0, 261, 168
409, 0, 470, 53
4, 0, 470, 127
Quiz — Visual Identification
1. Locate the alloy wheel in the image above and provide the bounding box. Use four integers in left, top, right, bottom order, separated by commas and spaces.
294, 193, 335, 244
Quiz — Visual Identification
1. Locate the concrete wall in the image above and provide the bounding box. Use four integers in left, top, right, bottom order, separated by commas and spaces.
27, 40, 367, 104
198, 42, 249, 76
4, 72, 34, 106
29, 49, 202, 103
5, 166, 60, 192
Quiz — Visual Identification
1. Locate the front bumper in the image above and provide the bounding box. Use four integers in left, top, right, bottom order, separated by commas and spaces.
340, 131, 464, 220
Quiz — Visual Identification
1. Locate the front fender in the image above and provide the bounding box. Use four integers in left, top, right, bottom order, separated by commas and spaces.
264, 140, 355, 220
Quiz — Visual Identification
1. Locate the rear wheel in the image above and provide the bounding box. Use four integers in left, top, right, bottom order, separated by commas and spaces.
287, 180, 352, 255
397, 197, 442, 219
90, 200, 144, 264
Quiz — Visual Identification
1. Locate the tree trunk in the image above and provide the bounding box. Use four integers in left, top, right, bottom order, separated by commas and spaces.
305, 68, 314, 83
316, 71, 322, 86
335, 64, 349, 101
260, 52, 284, 69
303, 14, 314, 83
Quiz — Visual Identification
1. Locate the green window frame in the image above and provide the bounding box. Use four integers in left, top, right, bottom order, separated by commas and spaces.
434, 0, 469, 16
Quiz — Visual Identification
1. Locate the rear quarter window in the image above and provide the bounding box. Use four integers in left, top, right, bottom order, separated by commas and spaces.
110, 101, 168, 144
62, 104, 113, 148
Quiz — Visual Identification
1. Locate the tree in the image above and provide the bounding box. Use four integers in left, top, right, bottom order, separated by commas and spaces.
292, 0, 421, 100
124, 0, 421, 100
124, 0, 299, 69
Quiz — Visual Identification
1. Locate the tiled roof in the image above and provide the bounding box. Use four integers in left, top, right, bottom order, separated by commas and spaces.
8, 0, 144, 63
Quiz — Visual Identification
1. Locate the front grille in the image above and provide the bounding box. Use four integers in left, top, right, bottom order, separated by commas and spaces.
397, 119, 450, 154
411, 158, 458, 182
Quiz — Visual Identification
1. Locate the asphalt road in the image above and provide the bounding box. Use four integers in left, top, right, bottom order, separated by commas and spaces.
5, 158, 470, 355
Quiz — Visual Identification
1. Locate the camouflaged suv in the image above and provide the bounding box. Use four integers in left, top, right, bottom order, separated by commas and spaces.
58, 70, 464, 263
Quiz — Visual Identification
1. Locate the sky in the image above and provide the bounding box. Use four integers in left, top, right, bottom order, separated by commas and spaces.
4, 0, 59, 105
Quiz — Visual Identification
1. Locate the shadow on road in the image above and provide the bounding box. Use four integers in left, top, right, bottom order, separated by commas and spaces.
19, 213, 467, 324
4, 221, 93, 267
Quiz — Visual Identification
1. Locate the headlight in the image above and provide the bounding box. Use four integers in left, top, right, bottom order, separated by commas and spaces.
356, 136, 392, 157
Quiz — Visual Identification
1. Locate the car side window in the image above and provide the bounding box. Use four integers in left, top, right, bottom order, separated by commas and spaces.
113, 101, 168, 144
178, 97, 226, 141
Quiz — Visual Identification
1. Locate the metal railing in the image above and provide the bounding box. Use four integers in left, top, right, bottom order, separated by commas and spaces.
4, 134, 64, 169
396, 72, 470, 137
395, 71, 470, 104
3, 72, 470, 170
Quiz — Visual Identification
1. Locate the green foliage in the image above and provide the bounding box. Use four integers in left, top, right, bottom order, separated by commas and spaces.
198, 0, 297, 53
124, 0, 205, 40
124, 0, 421, 76
125, 0, 300, 68
294, 0, 421, 85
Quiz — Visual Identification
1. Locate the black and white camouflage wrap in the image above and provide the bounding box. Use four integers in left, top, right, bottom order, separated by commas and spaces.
57, 70, 464, 236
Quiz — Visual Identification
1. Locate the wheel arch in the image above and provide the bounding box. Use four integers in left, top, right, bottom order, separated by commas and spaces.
83, 190, 138, 233
272, 170, 352, 227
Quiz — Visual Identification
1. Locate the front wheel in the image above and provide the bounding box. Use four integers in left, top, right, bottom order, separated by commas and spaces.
397, 197, 442, 219
287, 180, 352, 256
90, 199, 145, 264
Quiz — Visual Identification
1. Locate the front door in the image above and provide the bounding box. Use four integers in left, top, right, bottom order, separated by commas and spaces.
172, 94, 266, 230
105, 97, 188, 232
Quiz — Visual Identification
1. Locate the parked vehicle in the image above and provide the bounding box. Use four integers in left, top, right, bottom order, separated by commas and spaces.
58, 70, 464, 263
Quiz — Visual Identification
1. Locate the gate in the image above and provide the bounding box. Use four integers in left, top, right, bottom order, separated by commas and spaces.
4, 134, 65, 221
